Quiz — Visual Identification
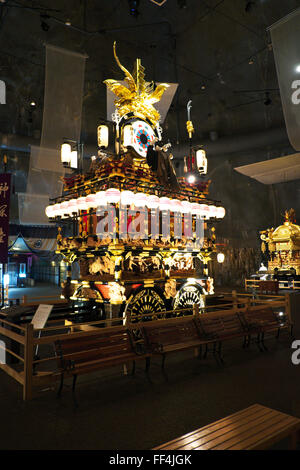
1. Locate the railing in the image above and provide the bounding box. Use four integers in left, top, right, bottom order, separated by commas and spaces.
245, 278, 300, 291
0, 291, 290, 401
6, 294, 66, 307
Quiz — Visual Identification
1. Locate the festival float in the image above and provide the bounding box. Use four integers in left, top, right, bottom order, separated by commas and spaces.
256, 208, 300, 289
45, 43, 226, 321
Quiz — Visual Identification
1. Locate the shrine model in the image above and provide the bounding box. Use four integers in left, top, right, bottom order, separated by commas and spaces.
45, 43, 226, 321
247, 209, 300, 291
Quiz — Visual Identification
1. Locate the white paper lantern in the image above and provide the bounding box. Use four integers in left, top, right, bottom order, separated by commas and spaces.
45, 205, 54, 218
105, 188, 121, 204
61, 143, 71, 164
196, 149, 207, 174
77, 196, 87, 211
95, 191, 107, 208
170, 199, 183, 213
51, 203, 61, 217
70, 150, 78, 169
134, 192, 149, 207
123, 124, 133, 147
191, 202, 201, 216
159, 197, 171, 212
67, 199, 78, 214
208, 205, 218, 218
60, 200, 70, 217
199, 204, 210, 219
217, 253, 225, 263
85, 194, 97, 208
216, 206, 226, 219
97, 125, 109, 148
146, 195, 160, 209
181, 200, 192, 214
120, 190, 135, 206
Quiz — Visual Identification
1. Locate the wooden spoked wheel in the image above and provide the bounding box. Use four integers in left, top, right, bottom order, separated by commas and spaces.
72, 285, 105, 322
124, 286, 167, 323
173, 282, 205, 315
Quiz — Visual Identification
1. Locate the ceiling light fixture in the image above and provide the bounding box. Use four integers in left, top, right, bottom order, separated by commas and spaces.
65, 19, 71, 26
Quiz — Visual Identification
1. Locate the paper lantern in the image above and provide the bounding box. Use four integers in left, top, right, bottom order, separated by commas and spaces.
216, 206, 226, 219
123, 124, 133, 147
199, 204, 210, 219
191, 202, 201, 216
95, 191, 107, 207
45, 205, 54, 218
159, 197, 171, 211
208, 205, 218, 218
51, 203, 61, 218
70, 150, 78, 169
170, 199, 183, 213
67, 199, 78, 214
217, 253, 225, 263
120, 190, 135, 206
105, 188, 121, 204
134, 192, 149, 207
146, 195, 160, 209
181, 200, 192, 214
76, 196, 87, 211
61, 143, 71, 165
60, 200, 70, 217
97, 125, 109, 148
85, 194, 97, 208
196, 149, 207, 174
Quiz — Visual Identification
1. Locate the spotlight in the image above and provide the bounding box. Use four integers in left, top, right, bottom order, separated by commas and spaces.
30, 101, 36, 107
187, 174, 196, 184
65, 19, 71, 26
248, 57, 255, 65
264, 92, 272, 106
128, 0, 140, 17
177, 0, 187, 8
296, 65, 300, 73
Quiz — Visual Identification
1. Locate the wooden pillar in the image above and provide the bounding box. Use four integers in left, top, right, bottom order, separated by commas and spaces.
23, 323, 34, 401
232, 289, 238, 309
285, 293, 292, 324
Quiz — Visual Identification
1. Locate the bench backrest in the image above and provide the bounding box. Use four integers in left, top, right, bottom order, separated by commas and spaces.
55, 327, 134, 368
141, 318, 200, 348
242, 307, 279, 326
196, 313, 245, 338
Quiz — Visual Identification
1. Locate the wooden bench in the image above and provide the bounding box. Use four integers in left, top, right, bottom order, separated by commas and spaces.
195, 313, 253, 360
241, 307, 293, 350
153, 404, 300, 450
54, 325, 150, 395
140, 317, 207, 369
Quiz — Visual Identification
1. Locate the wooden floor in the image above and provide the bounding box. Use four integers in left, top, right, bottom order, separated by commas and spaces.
153, 404, 300, 450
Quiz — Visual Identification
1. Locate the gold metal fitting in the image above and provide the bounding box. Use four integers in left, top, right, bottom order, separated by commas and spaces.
186, 120, 194, 138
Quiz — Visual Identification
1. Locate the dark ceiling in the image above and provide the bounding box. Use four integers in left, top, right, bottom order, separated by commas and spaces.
0, 0, 299, 148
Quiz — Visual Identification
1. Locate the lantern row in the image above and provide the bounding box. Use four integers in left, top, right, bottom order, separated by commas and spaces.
45, 190, 226, 220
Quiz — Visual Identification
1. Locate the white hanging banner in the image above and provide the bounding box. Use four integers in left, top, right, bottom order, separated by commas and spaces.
19, 45, 87, 225
269, 8, 300, 150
